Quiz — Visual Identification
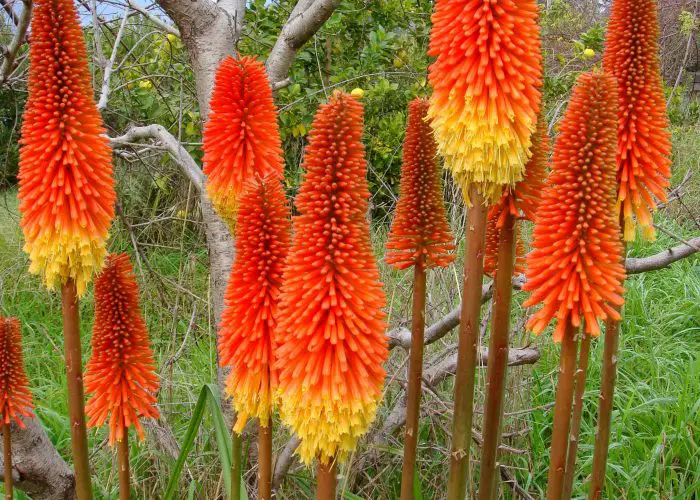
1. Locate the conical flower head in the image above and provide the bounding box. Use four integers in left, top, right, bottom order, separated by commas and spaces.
0, 318, 34, 428
275, 92, 388, 465
85, 253, 160, 445
203, 56, 284, 230
386, 98, 455, 270
18, 0, 116, 296
604, 0, 672, 241
218, 174, 291, 434
483, 112, 550, 276
428, 0, 543, 203
523, 73, 625, 342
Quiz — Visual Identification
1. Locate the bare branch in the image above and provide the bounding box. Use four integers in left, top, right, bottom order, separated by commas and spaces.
0, 0, 32, 86
97, 6, 130, 110
425, 346, 541, 386
0, 0, 20, 25
390, 239, 699, 350
272, 435, 301, 492
266, 0, 343, 86
110, 125, 204, 191
626, 236, 700, 274
127, 0, 180, 37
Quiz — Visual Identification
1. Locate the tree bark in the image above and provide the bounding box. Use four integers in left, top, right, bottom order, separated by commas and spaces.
0, 418, 75, 499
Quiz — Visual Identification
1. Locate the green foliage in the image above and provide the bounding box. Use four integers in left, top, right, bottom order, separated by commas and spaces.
164, 384, 248, 500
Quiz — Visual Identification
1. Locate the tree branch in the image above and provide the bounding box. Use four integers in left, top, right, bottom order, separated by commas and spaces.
0, 417, 75, 499
626, 236, 700, 274
127, 0, 180, 37
0, 0, 32, 86
266, 0, 343, 86
389, 239, 699, 351
97, 6, 130, 110
110, 125, 205, 191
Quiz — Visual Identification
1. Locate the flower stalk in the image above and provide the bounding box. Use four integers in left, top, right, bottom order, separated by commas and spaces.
62, 280, 93, 499
562, 333, 592, 499
477, 211, 517, 498
445, 189, 487, 499
399, 259, 427, 500
546, 324, 578, 499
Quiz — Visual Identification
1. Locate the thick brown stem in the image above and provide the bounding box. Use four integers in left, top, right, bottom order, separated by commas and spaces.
477, 211, 515, 500
316, 457, 337, 500
258, 417, 272, 500
3, 423, 12, 500
400, 261, 427, 500
588, 315, 620, 500
117, 435, 130, 500
589, 230, 626, 500
446, 188, 487, 500
231, 427, 242, 500
562, 334, 592, 500
61, 280, 93, 500
546, 325, 579, 500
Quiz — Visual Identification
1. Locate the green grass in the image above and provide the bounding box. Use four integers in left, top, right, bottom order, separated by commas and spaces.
0, 125, 698, 498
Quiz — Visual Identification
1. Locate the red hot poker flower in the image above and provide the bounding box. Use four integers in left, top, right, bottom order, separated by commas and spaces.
203, 56, 284, 229
85, 254, 160, 445
523, 73, 626, 342
0, 318, 34, 428
18, 0, 115, 297
218, 175, 291, 433
483, 113, 550, 277
386, 98, 455, 270
275, 91, 388, 465
603, 0, 672, 241
428, 0, 543, 202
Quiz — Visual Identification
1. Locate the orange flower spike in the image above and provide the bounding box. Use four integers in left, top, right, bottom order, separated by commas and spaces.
483, 112, 549, 276
428, 0, 543, 203
523, 72, 626, 342
85, 254, 160, 445
604, 0, 672, 242
18, 0, 115, 297
218, 175, 291, 434
203, 56, 284, 230
386, 98, 455, 271
275, 91, 388, 465
0, 318, 34, 428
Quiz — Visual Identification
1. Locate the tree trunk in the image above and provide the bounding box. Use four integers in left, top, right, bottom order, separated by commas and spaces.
0, 418, 76, 499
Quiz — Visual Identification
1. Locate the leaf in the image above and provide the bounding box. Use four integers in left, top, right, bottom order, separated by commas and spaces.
164, 384, 248, 500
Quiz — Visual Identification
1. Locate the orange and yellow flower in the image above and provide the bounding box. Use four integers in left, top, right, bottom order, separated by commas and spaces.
428, 0, 543, 203
386, 98, 455, 270
18, 0, 115, 296
218, 175, 291, 434
484, 113, 549, 277
275, 92, 387, 465
85, 254, 159, 445
203, 56, 284, 229
523, 73, 625, 342
0, 317, 34, 428
603, 0, 672, 241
